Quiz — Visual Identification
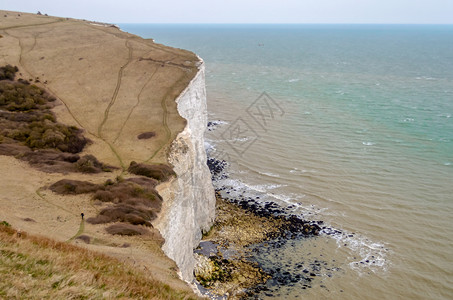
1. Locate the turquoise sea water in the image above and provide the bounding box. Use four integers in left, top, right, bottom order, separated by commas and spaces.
121, 24, 453, 299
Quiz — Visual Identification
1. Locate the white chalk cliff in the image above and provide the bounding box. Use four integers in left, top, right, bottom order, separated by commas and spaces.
154, 61, 216, 281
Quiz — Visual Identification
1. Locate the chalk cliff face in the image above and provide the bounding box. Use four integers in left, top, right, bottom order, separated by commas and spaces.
154, 61, 215, 281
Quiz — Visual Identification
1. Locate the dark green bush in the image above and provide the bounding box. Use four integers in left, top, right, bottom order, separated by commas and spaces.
0, 81, 48, 111
0, 64, 18, 80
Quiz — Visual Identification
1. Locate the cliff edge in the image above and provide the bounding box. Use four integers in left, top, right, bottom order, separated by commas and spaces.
155, 62, 215, 281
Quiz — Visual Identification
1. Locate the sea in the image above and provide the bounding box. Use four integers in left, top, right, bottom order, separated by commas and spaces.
120, 24, 453, 299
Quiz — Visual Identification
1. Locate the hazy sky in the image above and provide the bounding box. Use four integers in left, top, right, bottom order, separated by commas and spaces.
2, 0, 453, 24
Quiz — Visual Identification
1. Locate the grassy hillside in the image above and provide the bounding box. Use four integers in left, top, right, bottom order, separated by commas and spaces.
0, 222, 198, 299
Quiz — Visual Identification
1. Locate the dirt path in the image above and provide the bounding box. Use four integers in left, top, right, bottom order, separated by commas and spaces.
67, 219, 85, 242
97, 40, 133, 138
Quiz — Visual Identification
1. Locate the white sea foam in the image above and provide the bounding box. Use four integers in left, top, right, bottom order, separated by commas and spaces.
289, 167, 310, 174
326, 228, 389, 273
437, 113, 451, 118
362, 141, 375, 146
416, 76, 436, 81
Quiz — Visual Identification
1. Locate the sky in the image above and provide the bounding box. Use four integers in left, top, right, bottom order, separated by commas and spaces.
2, 0, 453, 24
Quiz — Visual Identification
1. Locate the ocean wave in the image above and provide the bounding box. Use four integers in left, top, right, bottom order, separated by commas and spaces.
324, 228, 389, 273
437, 113, 451, 118
259, 171, 281, 178
416, 76, 437, 81
216, 177, 285, 194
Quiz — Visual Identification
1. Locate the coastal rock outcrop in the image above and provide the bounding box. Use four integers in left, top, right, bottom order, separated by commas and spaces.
154, 61, 215, 281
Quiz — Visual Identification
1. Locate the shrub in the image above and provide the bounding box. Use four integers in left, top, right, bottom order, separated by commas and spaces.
0, 64, 18, 80
93, 190, 114, 202
76, 235, 91, 244
123, 177, 158, 189
0, 79, 90, 155
48, 177, 163, 235
86, 204, 155, 226
0, 220, 11, 227
128, 161, 175, 181
75, 155, 110, 173
0, 81, 48, 111
105, 223, 149, 236
137, 131, 156, 139
49, 179, 101, 195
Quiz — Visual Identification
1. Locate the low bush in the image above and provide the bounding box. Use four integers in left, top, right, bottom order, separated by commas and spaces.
50, 177, 163, 233
49, 179, 101, 195
93, 190, 114, 202
75, 235, 91, 244
105, 223, 149, 236
0, 220, 11, 227
0, 64, 18, 80
0, 81, 51, 111
0, 66, 117, 174
137, 131, 156, 139
124, 176, 158, 189
86, 204, 156, 226
128, 161, 175, 182
75, 154, 112, 173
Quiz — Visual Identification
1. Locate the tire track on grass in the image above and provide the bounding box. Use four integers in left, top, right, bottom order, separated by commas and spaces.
113, 65, 159, 143
98, 39, 133, 137
0, 19, 63, 31
96, 40, 134, 170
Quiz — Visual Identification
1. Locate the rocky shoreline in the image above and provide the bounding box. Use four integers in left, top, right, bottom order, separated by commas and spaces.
193, 155, 327, 298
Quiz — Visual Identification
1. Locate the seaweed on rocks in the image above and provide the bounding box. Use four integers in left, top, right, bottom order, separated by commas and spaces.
207, 157, 228, 180
200, 152, 336, 297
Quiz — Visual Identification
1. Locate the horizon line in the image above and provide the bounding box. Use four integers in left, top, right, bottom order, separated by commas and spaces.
117, 22, 453, 25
